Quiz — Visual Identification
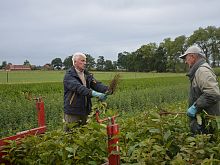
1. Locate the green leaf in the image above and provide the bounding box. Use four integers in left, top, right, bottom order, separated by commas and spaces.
65, 147, 74, 153
215, 116, 220, 130
65, 144, 79, 158
153, 144, 164, 152
163, 130, 171, 141
149, 128, 160, 133
195, 149, 205, 154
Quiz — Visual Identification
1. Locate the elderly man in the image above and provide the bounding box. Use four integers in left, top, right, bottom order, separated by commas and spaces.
63, 52, 110, 131
180, 45, 220, 134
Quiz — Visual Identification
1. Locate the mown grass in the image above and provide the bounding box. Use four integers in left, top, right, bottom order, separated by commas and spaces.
0, 70, 186, 83
1, 67, 220, 83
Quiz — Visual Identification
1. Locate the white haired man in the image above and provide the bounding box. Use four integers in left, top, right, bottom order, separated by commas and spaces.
63, 52, 111, 131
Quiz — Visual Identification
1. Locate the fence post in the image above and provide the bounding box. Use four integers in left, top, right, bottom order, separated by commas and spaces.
6, 71, 8, 83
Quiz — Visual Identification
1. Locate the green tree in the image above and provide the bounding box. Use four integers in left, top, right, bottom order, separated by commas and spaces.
23, 60, 31, 66
163, 38, 181, 72
85, 54, 96, 70
187, 26, 220, 66
126, 53, 136, 72
51, 58, 62, 70
135, 43, 157, 72
104, 60, 114, 71
63, 56, 72, 69
154, 44, 167, 72
96, 56, 105, 71
206, 26, 220, 67
172, 35, 186, 72
1, 61, 7, 69
112, 61, 117, 70
117, 52, 130, 70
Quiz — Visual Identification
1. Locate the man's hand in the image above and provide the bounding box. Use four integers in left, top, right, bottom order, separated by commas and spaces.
187, 105, 197, 118
92, 90, 107, 101
106, 89, 113, 95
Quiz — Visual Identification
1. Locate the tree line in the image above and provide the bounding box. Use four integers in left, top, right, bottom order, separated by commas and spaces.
1, 26, 220, 72
117, 26, 220, 72
57, 26, 220, 72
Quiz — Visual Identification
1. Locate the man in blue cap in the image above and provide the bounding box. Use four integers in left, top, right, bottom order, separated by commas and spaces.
180, 45, 220, 134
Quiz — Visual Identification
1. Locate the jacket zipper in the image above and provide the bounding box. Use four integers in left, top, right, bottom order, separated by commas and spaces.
69, 92, 75, 105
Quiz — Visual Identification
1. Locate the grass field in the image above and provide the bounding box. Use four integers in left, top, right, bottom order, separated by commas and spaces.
0, 71, 188, 138
0, 70, 186, 83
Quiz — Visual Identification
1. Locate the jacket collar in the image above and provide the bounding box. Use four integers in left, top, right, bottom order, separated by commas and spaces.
186, 58, 206, 81
70, 67, 78, 77
70, 67, 90, 77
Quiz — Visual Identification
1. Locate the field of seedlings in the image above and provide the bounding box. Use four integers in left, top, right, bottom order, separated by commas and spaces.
0, 71, 220, 164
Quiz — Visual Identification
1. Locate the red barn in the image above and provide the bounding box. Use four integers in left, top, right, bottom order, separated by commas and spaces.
5, 64, 31, 71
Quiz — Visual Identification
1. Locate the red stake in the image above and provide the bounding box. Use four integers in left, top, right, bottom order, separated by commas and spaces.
34, 97, 46, 127
96, 110, 120, 165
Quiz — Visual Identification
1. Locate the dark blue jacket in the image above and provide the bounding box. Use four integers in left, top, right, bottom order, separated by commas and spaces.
63, 67, 108, 115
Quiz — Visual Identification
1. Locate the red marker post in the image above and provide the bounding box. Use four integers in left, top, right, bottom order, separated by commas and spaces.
96, 110, 120, 165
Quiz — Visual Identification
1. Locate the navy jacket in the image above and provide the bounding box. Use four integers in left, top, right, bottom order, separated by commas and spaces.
63, 67, 108, 115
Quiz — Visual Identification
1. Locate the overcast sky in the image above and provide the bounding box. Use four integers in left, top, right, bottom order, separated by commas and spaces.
1, 0, 220, 66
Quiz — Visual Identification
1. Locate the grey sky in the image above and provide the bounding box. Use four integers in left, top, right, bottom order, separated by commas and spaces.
1, 0, 220, 66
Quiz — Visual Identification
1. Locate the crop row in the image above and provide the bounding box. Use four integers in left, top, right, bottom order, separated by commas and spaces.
0, 76, 188, 138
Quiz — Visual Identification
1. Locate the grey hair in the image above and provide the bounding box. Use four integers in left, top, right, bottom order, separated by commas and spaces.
193, 53, 206, 60
72, 52, 86, 66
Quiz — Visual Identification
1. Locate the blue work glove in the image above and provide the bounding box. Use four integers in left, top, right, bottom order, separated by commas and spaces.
92, 90, 107, 101
187, 104, 197, 118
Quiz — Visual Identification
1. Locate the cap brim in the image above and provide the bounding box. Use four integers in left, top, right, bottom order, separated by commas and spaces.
179, 54, 187, 59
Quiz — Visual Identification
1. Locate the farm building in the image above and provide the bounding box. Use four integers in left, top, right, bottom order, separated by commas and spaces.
5, 64, 31, 71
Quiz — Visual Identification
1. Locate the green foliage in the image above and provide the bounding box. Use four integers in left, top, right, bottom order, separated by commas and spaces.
63, 56, 72, 70
96, 56, 105, 71
51, 58, 62, 70
3, 123, 108, 164
85, 54, 96, 70
2, 102, 220, 164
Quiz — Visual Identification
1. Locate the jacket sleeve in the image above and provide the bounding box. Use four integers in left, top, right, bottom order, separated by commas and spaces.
90, 77, 109, 93
195, 67, 220, 109
64, 72, 92, 97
